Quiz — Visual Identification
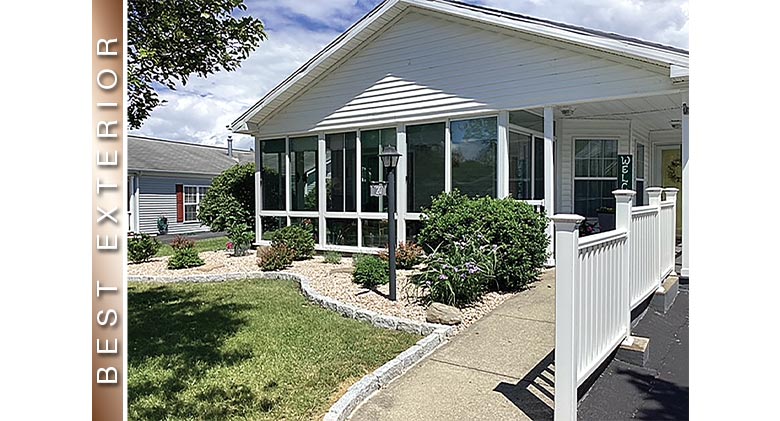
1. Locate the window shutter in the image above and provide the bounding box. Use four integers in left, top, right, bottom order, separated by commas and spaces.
175, 184, 184, 223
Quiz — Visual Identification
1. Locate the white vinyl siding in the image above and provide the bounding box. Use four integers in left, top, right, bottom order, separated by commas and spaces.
258, 11, 676, 136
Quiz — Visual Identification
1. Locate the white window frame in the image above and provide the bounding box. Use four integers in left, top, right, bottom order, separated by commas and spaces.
635, 142, 646, 206
183, 185, 209, 223
509, 124, 546, 200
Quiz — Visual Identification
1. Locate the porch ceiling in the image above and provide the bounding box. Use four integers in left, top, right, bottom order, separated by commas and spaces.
552, 93, 684, 134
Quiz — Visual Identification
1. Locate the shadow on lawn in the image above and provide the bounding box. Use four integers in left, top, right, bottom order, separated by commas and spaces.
128, 285, 255, 420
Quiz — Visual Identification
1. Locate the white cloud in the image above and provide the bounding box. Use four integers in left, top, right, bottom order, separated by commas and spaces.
132, 0, 688, 147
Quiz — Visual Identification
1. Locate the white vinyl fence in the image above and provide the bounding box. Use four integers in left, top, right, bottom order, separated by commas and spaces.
553, 187, 678, 421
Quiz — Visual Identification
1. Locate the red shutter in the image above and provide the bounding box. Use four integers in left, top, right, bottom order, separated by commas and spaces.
175, 184, 184, 222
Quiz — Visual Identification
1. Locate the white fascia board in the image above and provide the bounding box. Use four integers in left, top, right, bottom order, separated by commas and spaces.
403, 0, 688, 68
670, 64, 689, 80
229, 0, 403, 133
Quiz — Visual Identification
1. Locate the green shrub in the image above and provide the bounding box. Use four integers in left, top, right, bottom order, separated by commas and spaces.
418, 190, 549, 291
379, 242, 424, 269
227, 223, 255, 256
127, 234, 161, 263
323, 251, 342, 264
256, 245, 294, 271
352, 255, 389, 288
197, 163, 256, 232
271, 225, 315, 260
408, 236, 497, 307
167, 248, 205, 269
170, 235, 195, 251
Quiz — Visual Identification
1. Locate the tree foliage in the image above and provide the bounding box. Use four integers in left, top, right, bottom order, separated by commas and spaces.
197, 163, 256, 232
128, 0, 266, 128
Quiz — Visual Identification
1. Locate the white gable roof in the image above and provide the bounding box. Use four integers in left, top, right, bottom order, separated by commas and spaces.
231, 0, 688, 134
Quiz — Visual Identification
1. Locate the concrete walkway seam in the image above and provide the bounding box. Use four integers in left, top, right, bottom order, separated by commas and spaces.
129, 272, 457, 421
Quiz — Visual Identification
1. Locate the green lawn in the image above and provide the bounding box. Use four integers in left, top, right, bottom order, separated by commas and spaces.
155, 236, 230, 257
129, 279, 420, 420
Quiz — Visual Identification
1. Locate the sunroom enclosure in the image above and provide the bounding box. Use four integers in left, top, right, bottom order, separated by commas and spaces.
254, 109, 556, 256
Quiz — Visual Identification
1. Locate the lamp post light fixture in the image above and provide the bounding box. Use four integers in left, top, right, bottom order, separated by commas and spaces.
379, 145, 402, 301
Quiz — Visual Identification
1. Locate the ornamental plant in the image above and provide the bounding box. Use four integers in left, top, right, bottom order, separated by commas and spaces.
352, 255, 389, 288
227, 222, 254, 256
256, 245, 294, 271
323, 251, 342, 264
379, 241, 424, 269
408, 235, 497, 307
127, 234, 161, 263
167, 235, 204, 269
271, 225, 315, 260
418, 190, 549, 291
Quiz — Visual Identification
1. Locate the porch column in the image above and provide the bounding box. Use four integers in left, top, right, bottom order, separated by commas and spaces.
254, 137, 262, 243
544, 106, 556, 266
317, 134, 326, 247
497, 111, 510, 198
681, 100, 689, 279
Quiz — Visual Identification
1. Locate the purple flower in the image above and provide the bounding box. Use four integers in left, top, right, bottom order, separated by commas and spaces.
439, 274, 448, 280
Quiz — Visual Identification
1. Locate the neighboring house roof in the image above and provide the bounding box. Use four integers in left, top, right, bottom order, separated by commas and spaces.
230, 0, 689, 133
128, 135, 254, 176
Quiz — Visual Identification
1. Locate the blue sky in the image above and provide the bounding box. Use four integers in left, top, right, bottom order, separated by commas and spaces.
131, 0, 688, 150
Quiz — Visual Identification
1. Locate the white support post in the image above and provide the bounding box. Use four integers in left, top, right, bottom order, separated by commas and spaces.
317, 134, 327, 247
544, 106, 556, 266
552, 214, 584, 421
397, 124, 407, 244
664, 187, 679, 276
444, 119, 452, 193
646, 187, 664, 283
614, 190, 635, 341
497, 111, 510, 198
681, 101, 689, 279
254, 137, 263, 243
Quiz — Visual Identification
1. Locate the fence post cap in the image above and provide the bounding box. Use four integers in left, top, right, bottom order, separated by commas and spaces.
551, 214, 585, 231
645, 187, 664, 194
663, 187, 680, 194
612, 189, 636, 202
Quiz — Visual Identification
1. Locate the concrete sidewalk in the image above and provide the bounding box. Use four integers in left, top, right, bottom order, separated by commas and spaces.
351, 270, 557, 421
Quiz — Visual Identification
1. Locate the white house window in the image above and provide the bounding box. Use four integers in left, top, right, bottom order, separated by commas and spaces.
574, 139, 618, 217
636, 143, 646, 206
407, 122, 446, 212
509, 131, 546, 200
450, 117, 497, 198
184, 186, 209, 222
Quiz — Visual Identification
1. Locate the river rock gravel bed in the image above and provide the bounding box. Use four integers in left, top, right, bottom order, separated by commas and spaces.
128, 251, 521, 329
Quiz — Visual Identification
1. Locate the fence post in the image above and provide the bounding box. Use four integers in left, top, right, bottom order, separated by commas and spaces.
614, 190, 635, 341
552, 214, 585, 421
646, 187, 664, 284
663, 187, 679, 276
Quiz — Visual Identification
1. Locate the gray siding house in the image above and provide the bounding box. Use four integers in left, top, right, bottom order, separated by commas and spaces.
128, 135, 255, 235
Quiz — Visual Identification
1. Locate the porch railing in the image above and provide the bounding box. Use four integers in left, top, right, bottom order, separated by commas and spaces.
552, 186, 678, 421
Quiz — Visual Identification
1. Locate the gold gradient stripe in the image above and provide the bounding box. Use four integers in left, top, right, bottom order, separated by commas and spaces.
92, 0, 124, 419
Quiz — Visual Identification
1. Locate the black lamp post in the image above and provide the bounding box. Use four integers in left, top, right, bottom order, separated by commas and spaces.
379, 145, 402, 301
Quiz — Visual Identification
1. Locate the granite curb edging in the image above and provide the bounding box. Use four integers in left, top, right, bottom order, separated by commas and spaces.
128, 271, 457, 421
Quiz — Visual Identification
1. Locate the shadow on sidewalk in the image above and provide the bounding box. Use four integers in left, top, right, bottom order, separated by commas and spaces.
493, 350, 555, 420
617, 367, 689, 420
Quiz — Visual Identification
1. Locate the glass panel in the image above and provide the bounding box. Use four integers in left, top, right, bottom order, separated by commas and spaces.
533, 137, 545, 200
574, 180, 618, 217
407, 122, 445, 212
509, 131, 532, 200
326, 219, 358, 246
261, 139, 286, 211
635, 180, 645, 206
603, 139, 618, 158
290, 217, 318, 243
184, 204, 197, 222
326, 132, 357, 212
361, 128, 397, 213
451, 117, 497, 198
636, 143, 645, 178
603, 158, 618, 177
290, 136, 319, 211
590, 160, 602, 178
406, 220, 423, 244
509, 110, 544, 132
184, 186, 197, 204
361, 219, 389, 248
575, 159, 588, 178
261, 216, 286, 241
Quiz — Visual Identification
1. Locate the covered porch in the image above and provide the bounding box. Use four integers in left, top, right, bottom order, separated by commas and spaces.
253, 91, 689, 278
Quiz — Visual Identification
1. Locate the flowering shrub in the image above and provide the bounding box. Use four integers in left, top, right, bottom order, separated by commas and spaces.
271, 225, 315, 260
167, 236, 204, 269
379, 242, 424, 269
256, 245, 294, 271
408, 235, 497, 307
418, 190, 549, 291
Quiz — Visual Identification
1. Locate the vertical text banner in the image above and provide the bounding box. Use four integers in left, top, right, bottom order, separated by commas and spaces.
93, 0, 124, 419
618, 154, 633, 190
